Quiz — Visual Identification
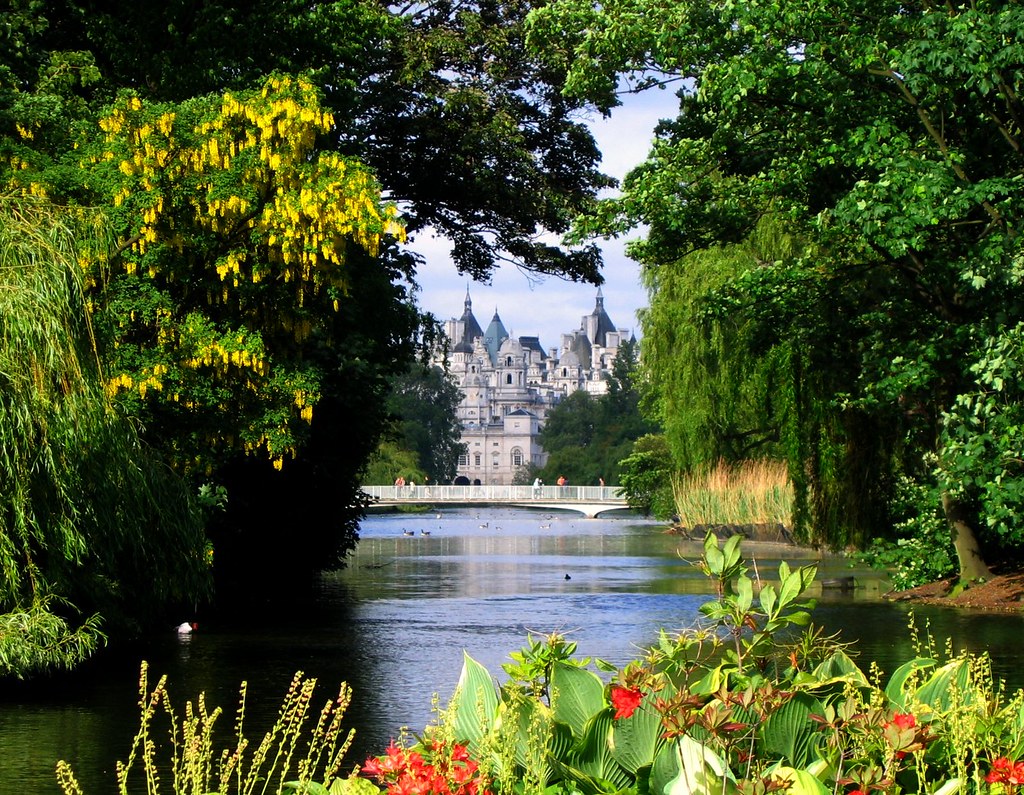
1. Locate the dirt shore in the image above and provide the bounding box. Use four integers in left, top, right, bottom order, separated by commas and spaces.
885, 569, 1024, 612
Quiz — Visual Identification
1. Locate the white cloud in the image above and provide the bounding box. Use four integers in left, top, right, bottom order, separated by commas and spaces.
409, 89, 678, 350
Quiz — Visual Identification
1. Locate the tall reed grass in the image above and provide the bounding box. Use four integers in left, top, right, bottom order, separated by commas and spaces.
671, 459, 793, 532
55, 661, 354, 795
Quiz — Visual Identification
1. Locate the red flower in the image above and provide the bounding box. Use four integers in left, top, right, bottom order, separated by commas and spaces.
888, 712, 916, 731
610, 685, 644, 720
988, 756, 1024, 786
362, 738, 489, 795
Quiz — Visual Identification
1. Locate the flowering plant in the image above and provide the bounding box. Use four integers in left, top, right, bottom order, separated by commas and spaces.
361, 739, 489, 795
987, 756, 1024, 790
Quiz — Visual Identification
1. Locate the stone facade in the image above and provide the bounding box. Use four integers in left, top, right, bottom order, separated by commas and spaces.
435, 288, 631, 485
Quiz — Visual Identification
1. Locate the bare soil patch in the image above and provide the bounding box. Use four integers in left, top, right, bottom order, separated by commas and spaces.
885, 569, 1024, 612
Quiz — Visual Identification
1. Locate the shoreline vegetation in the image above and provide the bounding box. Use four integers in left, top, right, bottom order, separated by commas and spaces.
58, 533, 1024, 795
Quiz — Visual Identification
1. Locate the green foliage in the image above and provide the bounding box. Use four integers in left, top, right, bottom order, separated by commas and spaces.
618, 434, 675, 518
0, 596, 105, 679
64, 534, 1024, 795
0, 197, 209, 674
858, 475, 956, 590
939, 323, 1024, 555
502, 632, 609, 703
691, 533, 816, 681
526, 0, 1024, 566
383, 365, 466, 485
364, 441, 426, 487
2, 0, 616, 595
56, 662, 355, 795
425, 536, 1024, 795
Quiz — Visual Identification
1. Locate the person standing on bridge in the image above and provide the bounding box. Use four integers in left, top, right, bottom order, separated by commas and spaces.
533, 477, 542, 497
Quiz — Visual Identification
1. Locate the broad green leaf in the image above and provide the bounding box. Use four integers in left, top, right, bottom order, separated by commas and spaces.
808, 650, 869, 689
736, 573, 753, 613
551, 661, 606, 737
664, 735, 732, 795
609, 692, 663, 773
759, 693, 823, 767
767, 766, 829, 795
884, 658, 937, 708
328, 778, 381, 795
759, 583, 777, 617
914, 659, 972, 711
449, 651, 500, 749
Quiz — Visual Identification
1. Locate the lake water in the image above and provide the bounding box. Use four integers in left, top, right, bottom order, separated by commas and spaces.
2, 507, 1024, 794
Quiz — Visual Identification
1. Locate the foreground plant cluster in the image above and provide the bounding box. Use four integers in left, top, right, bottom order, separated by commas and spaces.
59, 536, 1024, 795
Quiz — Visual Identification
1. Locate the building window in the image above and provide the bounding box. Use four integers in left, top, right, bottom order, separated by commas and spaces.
474, 453, 481, 466
506, 373, 513, 385
511, 448, 523, 467
458, 454, 469, 466
561, 367, 567, 377
506, 355, 513, 366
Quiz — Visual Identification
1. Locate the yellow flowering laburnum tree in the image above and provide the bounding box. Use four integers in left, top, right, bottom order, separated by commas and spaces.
79, 75, 405, 476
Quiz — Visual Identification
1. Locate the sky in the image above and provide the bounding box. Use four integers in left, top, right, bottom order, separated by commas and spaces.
406, 89, 679, 351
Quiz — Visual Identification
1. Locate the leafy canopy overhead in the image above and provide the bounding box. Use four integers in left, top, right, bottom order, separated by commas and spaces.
527, 0, 1024, 557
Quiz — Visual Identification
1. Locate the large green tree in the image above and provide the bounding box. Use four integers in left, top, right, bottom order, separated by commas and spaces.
383, 364, 466, 485
0, 197, 210, 675
539, 338, 654, 485
528, 0, 1024, 575
2, 0, 611, 596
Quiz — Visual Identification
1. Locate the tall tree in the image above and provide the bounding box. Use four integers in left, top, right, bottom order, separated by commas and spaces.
2, 0, 612, 591
385, 365, 466, 484
539, 344, 654, 485
528, 0, 1024, 573
0, 197, 210, 675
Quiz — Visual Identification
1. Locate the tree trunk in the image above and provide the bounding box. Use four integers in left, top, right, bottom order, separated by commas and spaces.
942, 492, 993, 582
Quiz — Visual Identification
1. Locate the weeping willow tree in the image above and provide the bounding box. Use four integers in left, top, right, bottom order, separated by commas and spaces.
0, 197, 210, 678
638, 217, 901, 548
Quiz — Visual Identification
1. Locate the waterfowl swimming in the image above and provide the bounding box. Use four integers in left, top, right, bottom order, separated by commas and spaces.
402, 529, 415, 536
479, 522, 489, 528
420, 529, 431, 536
177, 621, 197, 634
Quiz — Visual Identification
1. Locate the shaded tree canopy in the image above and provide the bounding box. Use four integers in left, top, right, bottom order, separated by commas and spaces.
1, 0, 613, 601
6, 0, 612, 281
0, 197, 210, 674
383, 364, 466, 485
539, 338, 654, 485
528, 0, 1024, 568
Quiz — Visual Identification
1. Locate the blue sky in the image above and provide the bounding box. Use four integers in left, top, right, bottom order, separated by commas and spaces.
407, 88, 679, 351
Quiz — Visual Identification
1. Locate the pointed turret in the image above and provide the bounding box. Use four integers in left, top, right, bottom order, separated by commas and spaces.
457, 287, 484, 351
483, 309, 509, 364
584, 287, 616, 347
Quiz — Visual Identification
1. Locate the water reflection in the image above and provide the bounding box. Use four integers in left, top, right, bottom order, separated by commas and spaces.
1, 508, 1023, 794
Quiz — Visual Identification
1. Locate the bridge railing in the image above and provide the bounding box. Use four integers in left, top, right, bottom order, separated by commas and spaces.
361, 484, 625, 503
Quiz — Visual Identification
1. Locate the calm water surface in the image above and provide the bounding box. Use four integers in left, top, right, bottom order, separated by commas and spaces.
2, 508, 1023, 794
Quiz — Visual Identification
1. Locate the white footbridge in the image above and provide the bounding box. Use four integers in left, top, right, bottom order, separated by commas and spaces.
361, 484, 630, 518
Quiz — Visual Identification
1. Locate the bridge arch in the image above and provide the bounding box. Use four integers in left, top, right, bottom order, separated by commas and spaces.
361, 484, 630, 519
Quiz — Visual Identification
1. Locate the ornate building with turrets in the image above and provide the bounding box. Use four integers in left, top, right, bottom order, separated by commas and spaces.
435, 288, 632, 485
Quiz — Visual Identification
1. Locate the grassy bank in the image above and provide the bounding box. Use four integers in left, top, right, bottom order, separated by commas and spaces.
671, 459, 793, 530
